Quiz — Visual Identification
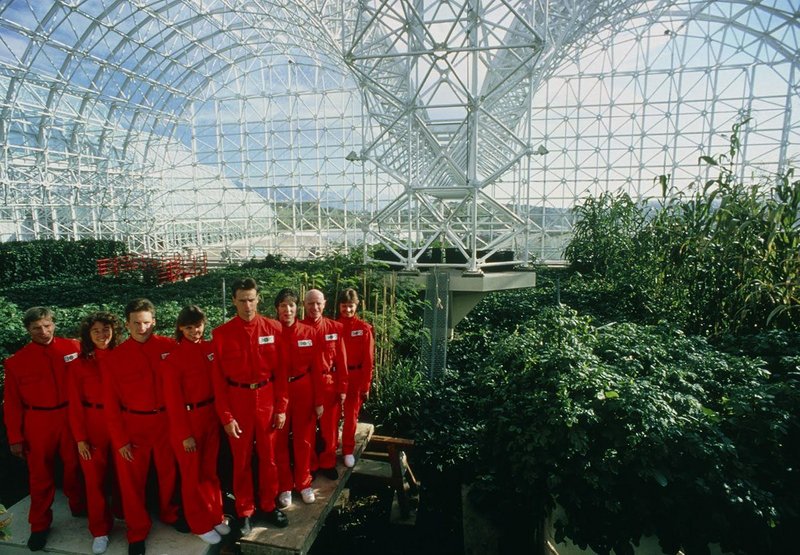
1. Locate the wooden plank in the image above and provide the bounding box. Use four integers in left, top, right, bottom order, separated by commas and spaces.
352, 458, 393, 480
355, 435, 419, 521
368, 435, 415, 450
239, 422, 375, 555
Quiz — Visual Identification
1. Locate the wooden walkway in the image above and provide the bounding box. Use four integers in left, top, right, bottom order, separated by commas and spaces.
239, 422, 374, 555
0, 422, 374, 555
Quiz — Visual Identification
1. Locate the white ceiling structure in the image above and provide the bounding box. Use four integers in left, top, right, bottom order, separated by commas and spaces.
0, 0, 797, 269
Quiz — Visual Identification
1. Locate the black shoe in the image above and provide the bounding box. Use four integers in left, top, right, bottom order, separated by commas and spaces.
263, 508, 289, 528
27, 529, 49, 551
239, 516, 252, 536
172, 517, 190, 533
128, 540, 146, 555
71, 508, 88, 518
319, 466, 338, 480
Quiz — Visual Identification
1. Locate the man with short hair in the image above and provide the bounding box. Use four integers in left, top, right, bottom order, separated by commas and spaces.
301, 289, 348, 480
3, 306, 86, 552
102, 299, 180, 555
212, 278, 289, 534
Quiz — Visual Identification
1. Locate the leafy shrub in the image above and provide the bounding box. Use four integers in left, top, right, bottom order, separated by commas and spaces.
0, 298, 24, 364
362, 358, 428, 437
477, 308, 797, 555
564, 120, 800, 335
0, 239, 127, 283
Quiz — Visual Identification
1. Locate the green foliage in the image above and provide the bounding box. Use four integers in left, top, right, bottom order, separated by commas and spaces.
564, 192, 646, 277
362, 359, 428, 437
0, 252, 420, 374
406, 292, 800, 555
565, 119, 800, 335
714, 330, 800, 374
0, 298, 25, 364
0, 239, 127, 283
472, 308, 797, 554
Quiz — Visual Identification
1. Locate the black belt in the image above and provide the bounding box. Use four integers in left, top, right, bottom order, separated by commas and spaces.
121, 405, 165, 415
82, 400, 104, 409
226, 376, 273, 390
288, 369, 310, 383
347, 364, 362, 370
185, 397, 215, 411
23, 401, 68, 411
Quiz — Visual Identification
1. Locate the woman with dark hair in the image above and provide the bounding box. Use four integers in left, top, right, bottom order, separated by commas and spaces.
273, 288, 324, 508
68, 311, 123, 554
161, 305, 229, 545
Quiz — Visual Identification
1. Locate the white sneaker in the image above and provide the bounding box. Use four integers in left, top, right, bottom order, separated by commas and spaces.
277, 490, 292, 509
91, 535, 109, 554
300, 487, 316, 504
344, 454, 356, 468
214, 520, 230, 536
197, 529, 222, 544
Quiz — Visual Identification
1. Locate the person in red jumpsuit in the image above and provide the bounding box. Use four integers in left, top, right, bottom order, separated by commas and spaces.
301, 289, 348, 480
161, 305, 229, 545
102, 298, 181, 555
212, 278, 289, 535
68, 311, 123, 555
273, 288, 324, 508
3, 306, 86, 552
336, 288, 375, 469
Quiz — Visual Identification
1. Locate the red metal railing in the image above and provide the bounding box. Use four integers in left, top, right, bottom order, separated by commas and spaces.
97, 253, 208, 284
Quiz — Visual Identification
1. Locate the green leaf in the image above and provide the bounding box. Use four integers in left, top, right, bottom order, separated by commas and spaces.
653, 470, 668, 487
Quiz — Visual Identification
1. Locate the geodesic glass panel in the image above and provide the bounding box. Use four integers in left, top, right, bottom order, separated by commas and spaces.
0, 0, 796, 268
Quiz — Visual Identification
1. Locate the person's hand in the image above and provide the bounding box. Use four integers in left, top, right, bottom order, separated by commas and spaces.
274, 412, 286, 430
361, 390, 370, 401
78, 440, 92, 461
315, 405, 323, 418
119, 443, 134, 462
10, 443, 24, 459
339, 393, 346, 402
224, 420, 242, 439
183, 436, 197, 452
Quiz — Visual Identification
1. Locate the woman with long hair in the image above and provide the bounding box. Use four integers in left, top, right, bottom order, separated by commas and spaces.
67, 311, 123, 554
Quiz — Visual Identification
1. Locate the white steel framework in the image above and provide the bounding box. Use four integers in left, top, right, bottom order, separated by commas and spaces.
0, 0, 797, 268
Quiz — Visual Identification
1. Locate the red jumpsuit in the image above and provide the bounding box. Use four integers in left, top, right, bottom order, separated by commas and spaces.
212, 315, 288, 517
161, 339, 224, 535
275, 321, 324, 493
67, 348, 114, 538
301, 317, 348, 470
102, 334, 178, 543
3, 337, 86, 532
337, 315, 374, 457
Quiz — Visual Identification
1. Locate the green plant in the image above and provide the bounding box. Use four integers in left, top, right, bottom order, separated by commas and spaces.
0, 239, 127, 283
564, 118, 800, 335
474, 308, 796, 555
361, 358, 427, 437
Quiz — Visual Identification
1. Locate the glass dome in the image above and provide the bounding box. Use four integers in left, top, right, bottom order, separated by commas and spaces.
0, 0, 796, 268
